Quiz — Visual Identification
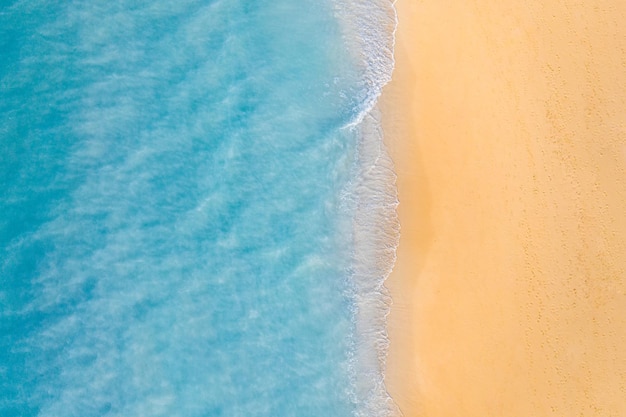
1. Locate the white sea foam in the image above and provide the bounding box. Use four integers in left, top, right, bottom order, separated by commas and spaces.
334, 0, 398, 127
347, 108, 402, 417
334, 0, 402, 416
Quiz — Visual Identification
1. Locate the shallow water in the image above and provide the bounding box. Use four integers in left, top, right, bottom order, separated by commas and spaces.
0, 1, 397, 416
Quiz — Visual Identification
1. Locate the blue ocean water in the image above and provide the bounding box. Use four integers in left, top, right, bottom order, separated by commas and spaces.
1, 1, 398, 416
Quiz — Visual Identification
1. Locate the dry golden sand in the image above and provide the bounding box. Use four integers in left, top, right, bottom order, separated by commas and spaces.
381, 1, 626, 416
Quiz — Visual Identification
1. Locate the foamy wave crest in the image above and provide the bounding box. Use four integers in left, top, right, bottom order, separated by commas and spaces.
334, 0, 397, 127
334, 0, 401, 416
346, 107, 401, 417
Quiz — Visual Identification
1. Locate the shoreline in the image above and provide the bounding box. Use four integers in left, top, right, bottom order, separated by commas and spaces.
382, 1, 626, 416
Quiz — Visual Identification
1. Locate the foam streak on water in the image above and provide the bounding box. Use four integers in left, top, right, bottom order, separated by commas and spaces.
0, 0, 399, 416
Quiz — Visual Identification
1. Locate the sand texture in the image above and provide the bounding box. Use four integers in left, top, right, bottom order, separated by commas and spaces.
382, 1, 626, 416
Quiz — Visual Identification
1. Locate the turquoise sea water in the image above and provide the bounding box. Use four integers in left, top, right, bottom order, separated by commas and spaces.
1, 1, 398, 416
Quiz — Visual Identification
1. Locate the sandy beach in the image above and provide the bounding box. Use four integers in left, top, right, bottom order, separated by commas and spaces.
382, 1, 626, 415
